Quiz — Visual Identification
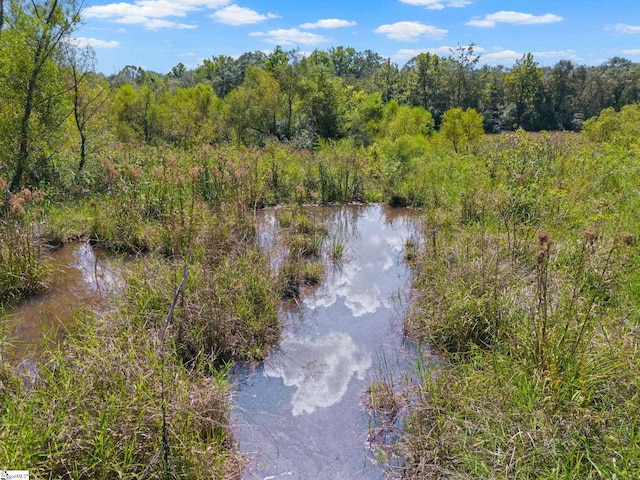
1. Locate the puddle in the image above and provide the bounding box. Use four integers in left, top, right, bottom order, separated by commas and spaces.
2, 242, 124, 358
233, 204, 421, 479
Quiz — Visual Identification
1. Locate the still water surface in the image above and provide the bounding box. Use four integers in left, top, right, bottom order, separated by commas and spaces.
4, 242, 122, 357
233, 204, 421, 480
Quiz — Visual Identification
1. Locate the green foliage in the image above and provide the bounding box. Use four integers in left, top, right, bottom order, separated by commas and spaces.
0, 313, 241, 479
381, 100, 434, 138
392, 130, 640, 479
343, 90, 384, 146
224, 66, 280, 144
0, 0, 83, 190
440, 107, 485, 153
505, 53, 545, 130
583, 103, 640, 149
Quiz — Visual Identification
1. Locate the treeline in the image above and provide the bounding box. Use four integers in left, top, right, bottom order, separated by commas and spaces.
132, 46, 640, 132
2, 0, 640, 191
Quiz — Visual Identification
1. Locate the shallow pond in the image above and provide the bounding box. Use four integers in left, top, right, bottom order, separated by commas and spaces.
233, 204, 422, 480
3, 242, 122, 359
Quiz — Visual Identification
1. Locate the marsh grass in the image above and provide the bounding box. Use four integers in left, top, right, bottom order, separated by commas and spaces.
395, 223, 640, 478
122, 243, 280, 367
0, 311, 242, 479
392, 131, 640, 479
0, 222, 48, 306
275, 207, 329, 298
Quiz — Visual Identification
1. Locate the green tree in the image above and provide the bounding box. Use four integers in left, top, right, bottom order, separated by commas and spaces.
440, 107, 484, 153
298, 60, 346, 141
65, 46, 111, 173
266, 47, 304, 141
1, 0, 83, 190
544, 60, 584, 130
583, 104, 640, 148
343, 90, 384, 146
372, 59, 401, 103
403, 52, 449, 125
381, 100, 434, 139
111, 84, 147, 142
448, 43, 481, 109
505, 53, 544, 130
168, 84, 219, 147
224, 66, 280, 144
197, 55, 238, 97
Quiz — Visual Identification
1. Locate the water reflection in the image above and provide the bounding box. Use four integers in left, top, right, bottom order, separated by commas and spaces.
4, 242, 123, 355
264, 331, 372, 416
303, 206, 409, 318
234, 204, 421, 480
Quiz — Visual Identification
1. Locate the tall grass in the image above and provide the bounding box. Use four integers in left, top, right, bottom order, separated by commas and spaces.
0, 312, 241, 479
0, 183, 49, 306
389, 131, 640, 479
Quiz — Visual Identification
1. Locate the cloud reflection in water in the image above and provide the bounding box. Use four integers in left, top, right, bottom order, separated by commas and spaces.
264, 332, 372, 416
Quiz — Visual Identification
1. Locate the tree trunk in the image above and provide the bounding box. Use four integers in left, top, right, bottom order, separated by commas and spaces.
10, 0, 60, 191
0, 0, 4, 40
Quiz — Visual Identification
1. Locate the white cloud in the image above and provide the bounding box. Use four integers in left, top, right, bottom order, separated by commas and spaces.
120, 17, 196, 29
399, 0, 471, 9
84, 0, 231, 29
249, 28, 328, 46
623, 49, 640, 55
533, 49, 579, 61
479, 48, 579, 65
300, 18, 357, 29
613, 23, 640, 34
70, 36, 120, 48
466, 11, 563, 28
374, 21, 447, 41
482, 49, 522, 63
211, 5, 278, 25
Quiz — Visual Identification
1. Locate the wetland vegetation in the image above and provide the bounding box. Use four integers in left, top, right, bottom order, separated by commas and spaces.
2, 0, 640, 476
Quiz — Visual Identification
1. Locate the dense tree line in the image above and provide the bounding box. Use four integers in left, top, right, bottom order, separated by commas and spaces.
103, 47, 640, 145
3, 0, 640, 192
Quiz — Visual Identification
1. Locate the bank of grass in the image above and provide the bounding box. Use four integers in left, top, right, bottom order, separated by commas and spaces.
382, 130, 640, 478
0, 198, 277, 476
0, 311, 242, 479
0, 185, 50, 307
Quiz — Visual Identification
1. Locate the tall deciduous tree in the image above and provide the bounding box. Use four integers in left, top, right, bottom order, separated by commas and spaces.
448, 43, 481, 110
505, 53, 544, 131
224, 66, 280, 144
65, 46, 110, 173
298, 60, 346, 142
403, 52, 449, 125
266, 47, 304, 141
1, 0, 83, 190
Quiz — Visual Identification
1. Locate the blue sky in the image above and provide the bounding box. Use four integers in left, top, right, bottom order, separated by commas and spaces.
73, 0, 640, 74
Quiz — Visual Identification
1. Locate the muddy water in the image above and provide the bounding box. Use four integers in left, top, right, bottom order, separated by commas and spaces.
233, 204, 421, 480
3, 242, 122, 357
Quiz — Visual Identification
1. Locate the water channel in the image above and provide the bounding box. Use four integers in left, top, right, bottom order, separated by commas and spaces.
233, 204, 421, 480
3, 242, 122, 360
3, 204, 424, 478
